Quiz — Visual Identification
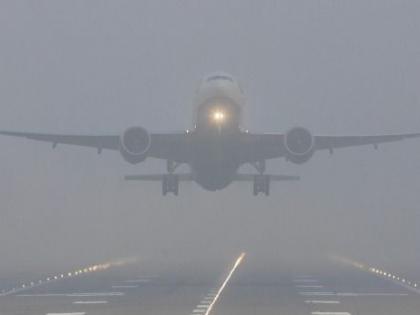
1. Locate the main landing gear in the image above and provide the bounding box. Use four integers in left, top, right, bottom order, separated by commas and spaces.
162, 174, 179, 196
162, 160, 180, 196
251, 160, 270, 196
253, 174, 270, 196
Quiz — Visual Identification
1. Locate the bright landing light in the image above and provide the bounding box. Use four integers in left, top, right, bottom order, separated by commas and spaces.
211, 110, 226, 123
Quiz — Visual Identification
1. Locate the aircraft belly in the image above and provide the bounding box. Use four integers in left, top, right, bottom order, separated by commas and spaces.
191, 137, 240, 191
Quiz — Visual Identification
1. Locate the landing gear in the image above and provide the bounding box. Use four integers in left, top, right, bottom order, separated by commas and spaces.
162, 174, 179, 196
253, 175, 270, 196
252, 160, 266, 174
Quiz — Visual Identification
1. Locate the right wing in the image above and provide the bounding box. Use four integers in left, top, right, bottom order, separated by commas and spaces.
0, 130, 192, 162
0, 131, 120, 151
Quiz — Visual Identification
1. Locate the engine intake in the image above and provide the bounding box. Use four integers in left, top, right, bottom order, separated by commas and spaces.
284, 127, 314, 164
120, 127, 151, 164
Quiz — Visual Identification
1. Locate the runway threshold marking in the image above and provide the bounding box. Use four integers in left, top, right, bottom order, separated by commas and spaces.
18, 292, 124, 297
336, 292, 409, 297
299, 292, 335, 296
73, 300, 109, 304
124, 278, 151, 283
296, 285, 324, 288
305, 300, 341, 304
293, 279, 319, 283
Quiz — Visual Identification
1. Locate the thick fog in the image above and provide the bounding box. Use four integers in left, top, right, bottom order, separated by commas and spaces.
0, 1, 419, 279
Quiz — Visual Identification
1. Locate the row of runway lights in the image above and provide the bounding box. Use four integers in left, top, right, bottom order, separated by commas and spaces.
331, 255, 418, 290
368, 267, 418, 288
0, 258, 137, 296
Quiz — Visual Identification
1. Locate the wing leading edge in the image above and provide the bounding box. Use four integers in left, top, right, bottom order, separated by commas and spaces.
314, 133, 420, 151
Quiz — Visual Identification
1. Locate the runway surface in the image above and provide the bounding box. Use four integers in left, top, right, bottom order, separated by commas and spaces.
1, 258, 419, 315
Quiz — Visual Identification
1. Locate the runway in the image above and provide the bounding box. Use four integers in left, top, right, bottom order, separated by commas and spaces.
1, 258, 419, 315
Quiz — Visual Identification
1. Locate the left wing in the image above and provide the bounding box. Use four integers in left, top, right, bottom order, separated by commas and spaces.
314, 133, 420, 151
241, 132, 420, 162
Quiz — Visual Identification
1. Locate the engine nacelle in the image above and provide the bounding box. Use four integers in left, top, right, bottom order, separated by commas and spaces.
284, 127, 315, 164
120, 127, 151, 164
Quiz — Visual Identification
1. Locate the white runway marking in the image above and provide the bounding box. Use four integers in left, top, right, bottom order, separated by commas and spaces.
305, 300, 341, 304
46, 313, 86, 315
293, 279, 319, 283
296, 285, 324, 288
19, 292, 124, 297
73, 300, 108, 304
299, 292, 335, 296
125, 279, 151, 283
312, 312, 351, 315
337, 292, 409, 297
112, 285, 138, 289
300, 292, 408, 297
190, 253, 246, 315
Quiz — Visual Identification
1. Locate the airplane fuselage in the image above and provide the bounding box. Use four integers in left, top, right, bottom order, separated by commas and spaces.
189, 73, 246, 190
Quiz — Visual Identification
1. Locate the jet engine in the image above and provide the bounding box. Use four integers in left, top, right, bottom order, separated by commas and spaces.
120, 127, 151, 164
284, 127, 315, 164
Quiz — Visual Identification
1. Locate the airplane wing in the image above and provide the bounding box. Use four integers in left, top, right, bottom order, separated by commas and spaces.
0, 131, 120, 151
246, 132, 420, 161
0, 130, 190, 162
314, 133, 420, 151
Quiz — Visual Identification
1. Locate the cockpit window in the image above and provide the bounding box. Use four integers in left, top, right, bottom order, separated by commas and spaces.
206, 75, 234, 82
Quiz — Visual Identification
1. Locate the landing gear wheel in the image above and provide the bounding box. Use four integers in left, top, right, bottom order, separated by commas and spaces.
162, 174, 179, 196
253, 175, 270, 196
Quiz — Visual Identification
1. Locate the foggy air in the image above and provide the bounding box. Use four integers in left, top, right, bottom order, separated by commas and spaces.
0, 1, 419, 315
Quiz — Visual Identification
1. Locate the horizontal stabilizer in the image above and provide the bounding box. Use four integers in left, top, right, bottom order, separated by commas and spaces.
234, 174, 300, 181
125, 173, 299, 182
125, 174, 193, 181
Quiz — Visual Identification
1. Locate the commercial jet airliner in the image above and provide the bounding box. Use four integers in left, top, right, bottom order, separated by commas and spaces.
1, 72, 419, 195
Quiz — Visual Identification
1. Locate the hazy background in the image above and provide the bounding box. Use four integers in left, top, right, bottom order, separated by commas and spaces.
0, 1, 419, 279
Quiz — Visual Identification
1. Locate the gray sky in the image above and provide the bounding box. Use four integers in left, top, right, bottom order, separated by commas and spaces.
0, 1, 419, 278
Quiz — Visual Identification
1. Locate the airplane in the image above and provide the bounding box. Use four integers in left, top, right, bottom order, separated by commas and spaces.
1, 72, 419, 196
